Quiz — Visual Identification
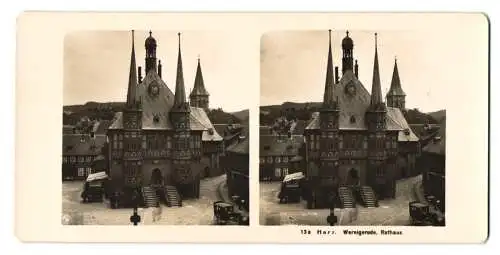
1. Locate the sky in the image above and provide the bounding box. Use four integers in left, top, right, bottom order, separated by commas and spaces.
260, 26, 487, 113
63, 30, 251, 112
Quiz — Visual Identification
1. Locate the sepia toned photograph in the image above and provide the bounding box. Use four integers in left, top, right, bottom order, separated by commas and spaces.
259, 30, 447, 226
62, 30, 250, 225
16, 12, 488, 243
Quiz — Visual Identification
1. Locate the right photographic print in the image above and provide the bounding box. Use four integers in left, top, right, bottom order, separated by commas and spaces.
259, 30, 446, 226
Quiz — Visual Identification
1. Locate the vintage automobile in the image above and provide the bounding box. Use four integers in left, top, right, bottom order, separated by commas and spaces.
81, 172, 108, 203
213, 200, 249, 225
409, 201, 445, 226
278, 172, 305, 204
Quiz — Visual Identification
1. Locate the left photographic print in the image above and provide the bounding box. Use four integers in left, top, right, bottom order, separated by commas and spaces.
62, 30, 250, 226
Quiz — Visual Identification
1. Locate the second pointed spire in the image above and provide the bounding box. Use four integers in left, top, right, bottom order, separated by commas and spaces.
126, 30, 138, 107
370, 32, 384, 108
173, 32, 187, 108
323, 29, 335, 107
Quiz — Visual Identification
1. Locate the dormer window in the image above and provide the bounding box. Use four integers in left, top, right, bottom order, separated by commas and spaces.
350, 116, 356, 124
404, 128, 410, 136
153, 114, 160, 123
208, 128, 214, 135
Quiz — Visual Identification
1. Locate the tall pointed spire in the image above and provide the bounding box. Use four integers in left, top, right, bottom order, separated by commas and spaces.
387, 57, 406, 96
323, 29, 335, 106
126, 30, 138, 107
173, 32, 187, 108
370, 32, 383, 108
191, 56, 209, 96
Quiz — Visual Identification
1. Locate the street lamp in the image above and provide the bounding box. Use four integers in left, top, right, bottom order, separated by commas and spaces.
130, 190, 141, 226
130, 207, 141, 226
327, 210, 338, 226
326, 196, 338, 226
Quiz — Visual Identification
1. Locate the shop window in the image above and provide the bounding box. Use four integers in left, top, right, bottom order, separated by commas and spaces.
78, 168, 85, 177
275, 168, 282, 177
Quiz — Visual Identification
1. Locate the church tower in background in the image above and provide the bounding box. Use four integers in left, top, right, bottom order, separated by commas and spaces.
386, 58, 407, 110
189, 58, 210, 111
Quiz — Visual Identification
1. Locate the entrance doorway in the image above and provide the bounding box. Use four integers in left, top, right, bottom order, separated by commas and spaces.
150, 168, 164, 186
347, 168, 360, 186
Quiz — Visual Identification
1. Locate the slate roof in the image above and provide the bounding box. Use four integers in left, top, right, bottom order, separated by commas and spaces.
190, 107, 223, 141
422, 117, 445, 155
213, 124, 229, 137
226, 136, 249, 154
290, 120, 306, 135
108, 71, 222, 142
62, 134, 106, 156
260, 134, 304, 156
409, 124, 441, 139
93, 120, 112, 134
386, 107, 419, 142
304, 70, 418, 142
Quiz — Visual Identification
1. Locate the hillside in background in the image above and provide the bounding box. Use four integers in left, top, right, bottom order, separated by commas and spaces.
231, 109, 249, 123
63, 102, 125, 125
206, 108, 242, 124
63, 101, 242, 126
260, 101, 441, 126
427, 110, 446, 123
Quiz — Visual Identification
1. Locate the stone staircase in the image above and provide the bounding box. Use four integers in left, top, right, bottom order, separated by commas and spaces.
359, 186, 379, 208
338, 186, 356, 208
142, 186, 159, 208
164, 185, 182, 207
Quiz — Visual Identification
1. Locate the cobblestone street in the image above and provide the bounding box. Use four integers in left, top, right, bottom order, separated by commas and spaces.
62, 174, 227, 225
260, 175, 422, 226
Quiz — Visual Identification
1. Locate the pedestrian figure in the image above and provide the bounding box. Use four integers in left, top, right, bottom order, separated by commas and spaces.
152, 201, 162, 222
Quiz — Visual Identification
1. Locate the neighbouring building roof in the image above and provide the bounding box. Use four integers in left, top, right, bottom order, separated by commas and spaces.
213, 123, 244, 140
213, 124, 229, 137
423, 118, 446, 155
190, 107, 223, 141
409, 124, 441, 139
226, 136, 249, 155
386, 107, 419, 142
260, 134, 304, 157
62, 134, 106, 156
93, 120, 112, 134
290, 120, 306, 135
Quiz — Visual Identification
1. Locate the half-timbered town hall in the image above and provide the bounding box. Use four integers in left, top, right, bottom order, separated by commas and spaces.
107, 31, 223, 207
304, 30, 420, 209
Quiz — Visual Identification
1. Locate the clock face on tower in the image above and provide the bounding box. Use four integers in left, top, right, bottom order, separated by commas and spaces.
345, 81, 356, 96
149, 81, 160, 97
